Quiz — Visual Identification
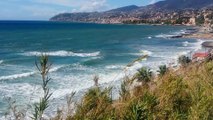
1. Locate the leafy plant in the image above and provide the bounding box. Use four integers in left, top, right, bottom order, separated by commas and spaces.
32, 55, 52, 120
119, 77, 131, 101
124, 92, 157, 120
136, 67, 152, 83
178, 55, 191, 67
157, 65, 168, 76
93, 75, 99, 87
73, 87, 113, 119
4, 97, 26, 120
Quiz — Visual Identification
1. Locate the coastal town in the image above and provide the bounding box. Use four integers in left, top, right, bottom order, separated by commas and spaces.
50, 6, 213, 33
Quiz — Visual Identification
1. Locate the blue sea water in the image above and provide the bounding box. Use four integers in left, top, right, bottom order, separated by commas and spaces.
0, 21, 203, 117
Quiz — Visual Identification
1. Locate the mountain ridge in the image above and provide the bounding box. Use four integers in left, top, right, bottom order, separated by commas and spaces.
50, 0, 213, 24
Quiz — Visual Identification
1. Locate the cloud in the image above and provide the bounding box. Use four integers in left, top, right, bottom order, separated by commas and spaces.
78, 0, 108, 12
150, 0, 157, 4
32, 0, 109, 12
0, 0, 110, 20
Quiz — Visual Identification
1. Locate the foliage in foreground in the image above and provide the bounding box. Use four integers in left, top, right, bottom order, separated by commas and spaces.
62, 60, 213, 120
4, 56, 213, 120
33, 55, 53, 120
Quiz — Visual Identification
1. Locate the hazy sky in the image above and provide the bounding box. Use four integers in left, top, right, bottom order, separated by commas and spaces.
0, 0, 161, 20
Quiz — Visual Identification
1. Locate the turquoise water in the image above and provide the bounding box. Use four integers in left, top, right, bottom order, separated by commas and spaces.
0, 21, 202, 116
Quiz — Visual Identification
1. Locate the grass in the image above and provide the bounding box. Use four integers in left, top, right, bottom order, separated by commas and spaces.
4, 56, 213, 120
65, 58, 213, 120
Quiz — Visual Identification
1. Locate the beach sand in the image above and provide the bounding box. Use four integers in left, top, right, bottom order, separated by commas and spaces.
183, 26, 213, 40
183, 33, 213, 40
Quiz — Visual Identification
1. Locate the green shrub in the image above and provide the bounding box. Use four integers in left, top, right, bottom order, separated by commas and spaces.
72, 87, 114, 120
119, 77, 131, 101
136, 67, 152, 83
157, 65, 168, 77
178, 55, 191, 67
124, 92, 157, 120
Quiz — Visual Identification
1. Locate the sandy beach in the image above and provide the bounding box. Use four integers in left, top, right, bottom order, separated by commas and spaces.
183, 26, 213, 40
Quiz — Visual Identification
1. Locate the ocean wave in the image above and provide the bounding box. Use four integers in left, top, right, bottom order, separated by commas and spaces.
0, 60, 3, 64
105, 65, 124, 70
181, 39, 204, 51
129, 50, 153, 56
0, 65, 66, 81
155, 29, 185, 39
0, 72, 35, 81
155, 33, 179, 38
21, 50, 100, 57
49, 65, 66, 72
191, 39, 204, 51
140, 50, 153, 56
182, 41, 189, 47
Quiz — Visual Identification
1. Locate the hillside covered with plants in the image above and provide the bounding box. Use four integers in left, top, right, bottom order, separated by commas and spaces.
51, 55, 213, 120
5, 55, 213, 120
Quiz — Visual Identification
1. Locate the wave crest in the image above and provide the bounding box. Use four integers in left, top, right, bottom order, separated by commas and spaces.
0, 72, 35, 81
105, 65, 124, 70
21, 50, 100, 57
129, 50, 153, 56
0, 65, 66, 81
0, 60, 3, 64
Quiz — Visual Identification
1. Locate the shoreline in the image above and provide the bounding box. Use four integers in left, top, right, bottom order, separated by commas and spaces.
182, 26, 213, 40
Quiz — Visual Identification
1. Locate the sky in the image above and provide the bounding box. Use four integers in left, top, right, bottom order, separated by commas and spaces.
0, 0, 161, 20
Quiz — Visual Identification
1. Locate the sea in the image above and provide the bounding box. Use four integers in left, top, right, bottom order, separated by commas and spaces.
0, 21, 203, 117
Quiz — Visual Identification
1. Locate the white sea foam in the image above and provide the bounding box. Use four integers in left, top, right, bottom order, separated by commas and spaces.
129, 50, 153, 56
105, 65, 124, 70
155, 29, 185, 39
0, 72, 35, 81
182, 41, 189, 47
191, 39, 204, 51
21, 50, 100, 57
155, 34, 174, 38
49, 65, 66, 72
0, 60, 3, 64
0, 65, 66, 81
140, 50, 153, 56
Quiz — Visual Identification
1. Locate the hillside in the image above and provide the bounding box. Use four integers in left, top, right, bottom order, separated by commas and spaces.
147, 0, 213, 10
50, 0, 213, 24
51, 56, 213, 119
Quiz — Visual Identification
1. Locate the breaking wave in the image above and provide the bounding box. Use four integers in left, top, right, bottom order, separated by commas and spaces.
0, 72, 35, 81
20, 50, 100, 57
129, 50, 153, 56
0, 65, 66, 81
0, 60, 3, 64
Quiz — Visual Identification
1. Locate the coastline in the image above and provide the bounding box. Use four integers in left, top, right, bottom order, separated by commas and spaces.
1, 22, 212, 119
182, 26, 213, 40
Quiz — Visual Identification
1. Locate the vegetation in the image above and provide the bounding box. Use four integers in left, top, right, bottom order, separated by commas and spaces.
196, 15, 205, 25
178, 55, 192, 67
4, 55, 213, 120
33, 55, 53, 120
136, 67, 152, 83
157, 65, 168, 76
64, 59, 213, 119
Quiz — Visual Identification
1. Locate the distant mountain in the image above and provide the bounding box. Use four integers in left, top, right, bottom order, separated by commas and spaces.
50, 0, 213, 23
147, 0, 213, 10
106, 5, 139, 13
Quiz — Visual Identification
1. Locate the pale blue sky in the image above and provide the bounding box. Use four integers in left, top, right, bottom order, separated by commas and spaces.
0, 0, 161, 20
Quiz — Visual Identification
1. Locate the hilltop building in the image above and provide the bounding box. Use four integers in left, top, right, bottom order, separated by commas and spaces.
189, 17, 196, 25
